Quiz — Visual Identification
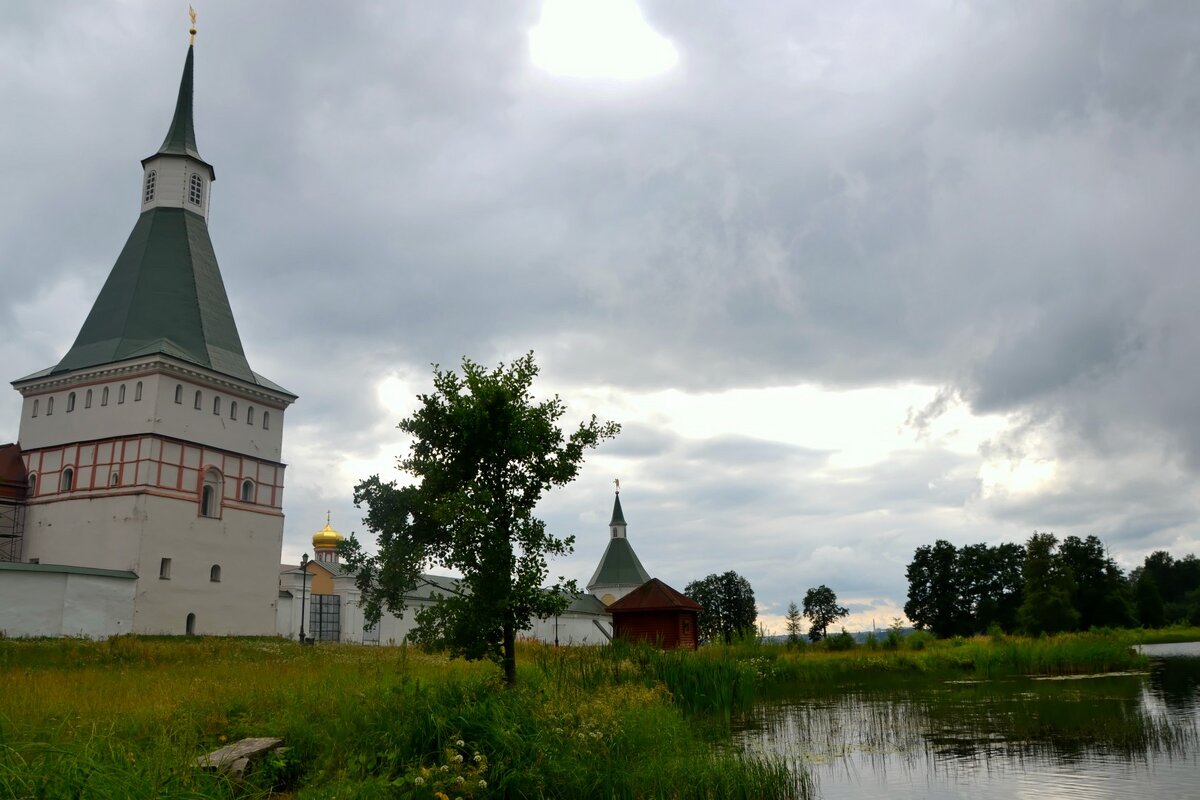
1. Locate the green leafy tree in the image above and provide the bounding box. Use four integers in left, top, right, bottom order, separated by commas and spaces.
904, 540, 965, 637
685, 571, 757, 644
342, 353, 619, 685
1058, 535, 1133, 629
784, 601, 803, 645
1017, 532, 1079, 635
802, 584, 848, 642
1134, 570, 1166, 628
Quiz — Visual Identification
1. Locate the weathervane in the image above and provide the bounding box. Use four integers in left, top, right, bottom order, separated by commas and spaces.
188, 6, 198, 45
614, 478, 620, 494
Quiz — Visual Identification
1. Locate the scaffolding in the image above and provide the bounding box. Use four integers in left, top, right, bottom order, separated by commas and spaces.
0, 498, 23, 563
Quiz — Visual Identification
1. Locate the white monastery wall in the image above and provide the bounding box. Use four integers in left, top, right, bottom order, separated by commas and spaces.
0, 568, 134, 638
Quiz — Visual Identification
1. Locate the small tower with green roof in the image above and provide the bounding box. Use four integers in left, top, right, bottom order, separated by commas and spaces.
9, 20, 295, 637
587, 484, 651, 606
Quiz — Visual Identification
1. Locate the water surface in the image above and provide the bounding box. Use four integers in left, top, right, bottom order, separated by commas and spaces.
733, 653, 1200, 799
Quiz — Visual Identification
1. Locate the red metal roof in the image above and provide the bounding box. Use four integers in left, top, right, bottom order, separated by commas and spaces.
607, 578, 702, 612
0, 444, 27, 500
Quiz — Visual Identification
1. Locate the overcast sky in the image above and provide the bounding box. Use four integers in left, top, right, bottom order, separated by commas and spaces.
3, 1, 1199, 633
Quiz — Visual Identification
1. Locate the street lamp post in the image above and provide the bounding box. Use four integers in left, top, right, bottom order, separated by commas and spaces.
299, 552, 309, 644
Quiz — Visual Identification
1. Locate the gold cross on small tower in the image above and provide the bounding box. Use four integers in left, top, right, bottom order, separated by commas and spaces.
188, 6, 198, 45
613, 478, 620, 494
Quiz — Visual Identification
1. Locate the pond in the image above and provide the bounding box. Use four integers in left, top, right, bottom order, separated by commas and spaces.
732, 645, 1200, 799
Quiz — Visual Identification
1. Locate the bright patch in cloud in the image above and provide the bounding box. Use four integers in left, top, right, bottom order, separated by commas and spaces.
529, 0, 679, 80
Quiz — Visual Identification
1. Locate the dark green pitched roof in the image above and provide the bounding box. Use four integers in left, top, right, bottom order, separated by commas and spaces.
51, 207, 257, 383
158, 45, 201, 160
610, 493, 627, 526
587, 537, 651, 590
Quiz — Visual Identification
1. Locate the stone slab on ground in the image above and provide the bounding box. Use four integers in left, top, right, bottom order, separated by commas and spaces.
195, 737, 284, 778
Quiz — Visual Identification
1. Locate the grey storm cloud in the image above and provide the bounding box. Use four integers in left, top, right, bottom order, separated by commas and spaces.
3, 1, 1200, 624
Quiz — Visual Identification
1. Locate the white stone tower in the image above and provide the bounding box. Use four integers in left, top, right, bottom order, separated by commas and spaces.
10, 34, 296, 635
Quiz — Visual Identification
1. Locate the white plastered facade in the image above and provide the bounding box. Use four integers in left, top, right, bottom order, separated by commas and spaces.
11, 358, 292, 636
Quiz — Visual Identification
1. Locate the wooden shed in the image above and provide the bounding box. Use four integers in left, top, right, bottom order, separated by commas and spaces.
608, 578, 702, 650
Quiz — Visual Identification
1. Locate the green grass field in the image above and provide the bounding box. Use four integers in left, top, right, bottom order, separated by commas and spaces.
1, 627, 1192, 799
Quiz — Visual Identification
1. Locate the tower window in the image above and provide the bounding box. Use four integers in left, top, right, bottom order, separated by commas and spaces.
144, 170, 157, 203
160, 558, 172, 580
60, 467, 74, 493
262, 411, 270, 430
194, 390, 202, 410
111, 471, 120, 487
210, 564, 222, 583
46, 397, 54, 416
175, 384, 183, 404
67, 392, 75, 412
240, 479, 254, 503
27, 474, 37, 498
200, 468, 221, 518
85, 389, 93, 409
101, 387, 109, 406
31, 399, 38, 417
134, 381, 143, 401
212, 396, 221, 416
246, 406, 254, 425
230, 401, 238, 421
118, 384, 126, 404
189, 174, 204, 206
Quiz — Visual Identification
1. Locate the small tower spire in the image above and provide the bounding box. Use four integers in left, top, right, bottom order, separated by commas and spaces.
609, 481, 627, 537
159, 30, 202, 160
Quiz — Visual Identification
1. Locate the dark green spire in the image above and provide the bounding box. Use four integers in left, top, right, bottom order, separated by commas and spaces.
158, 45, 201, 160
610, 493, 627, 526
52, 208, 255, 383
588, 538, 651, 590
48, 45, 262, 387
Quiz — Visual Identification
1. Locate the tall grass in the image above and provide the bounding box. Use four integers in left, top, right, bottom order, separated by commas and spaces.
0, 637, 804, 799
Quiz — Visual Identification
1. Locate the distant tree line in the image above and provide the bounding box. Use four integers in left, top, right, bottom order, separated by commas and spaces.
905, 532, 1200, 637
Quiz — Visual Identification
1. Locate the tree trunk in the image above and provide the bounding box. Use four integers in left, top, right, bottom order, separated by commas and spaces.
502, 621, 517, 685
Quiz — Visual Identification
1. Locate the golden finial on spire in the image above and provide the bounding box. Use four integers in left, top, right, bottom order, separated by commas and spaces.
188, 6, 198, 45
614, 478, 620, 494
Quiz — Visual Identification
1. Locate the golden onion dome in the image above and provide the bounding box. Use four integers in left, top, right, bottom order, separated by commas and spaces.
312, 515, 344, 550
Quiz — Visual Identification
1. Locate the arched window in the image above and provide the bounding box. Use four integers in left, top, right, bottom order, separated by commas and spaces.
31, 399, 38, 418
60, 467, 73, 493
194, 390, 202, 410
210, 564, 222, 583
85, 389, 93, 409
110, 471, 120, 487
66, 392, 76, 412
189, 174, 204, 206
185, 612, 195, 635
246, 406, 254, 425
240, 479, 254, 503
27, 474, 37, 498
175, 385, 183, 404
46, 397, 54, 416
200, 468, 221, 518
262, 411, 270, 430
212, 396, 221, 416
134, 382, 143, 401
144, 170, 157, 203
101, 387, 109, 406
230, 401, 238, 421
118, 384, 126, 404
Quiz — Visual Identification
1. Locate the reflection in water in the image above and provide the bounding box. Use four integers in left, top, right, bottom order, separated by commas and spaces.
733, 657, 1200, 800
